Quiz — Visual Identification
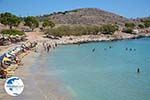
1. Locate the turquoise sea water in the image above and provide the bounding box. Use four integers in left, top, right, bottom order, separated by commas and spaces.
47, 38, 150, 100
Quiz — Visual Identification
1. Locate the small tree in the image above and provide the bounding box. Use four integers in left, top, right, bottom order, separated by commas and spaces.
125, 22, 135, 28
0, 12, 21, 29
42, 19, 55, 29
24, 16, 39, 31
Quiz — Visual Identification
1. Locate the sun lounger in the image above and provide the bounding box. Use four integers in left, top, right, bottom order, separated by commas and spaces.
6, 64, 18, 71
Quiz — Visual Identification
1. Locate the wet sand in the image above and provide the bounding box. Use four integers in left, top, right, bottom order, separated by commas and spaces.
0, 42, 72, 100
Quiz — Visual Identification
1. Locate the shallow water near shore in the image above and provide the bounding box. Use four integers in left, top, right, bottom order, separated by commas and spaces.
47, 38, 150, 100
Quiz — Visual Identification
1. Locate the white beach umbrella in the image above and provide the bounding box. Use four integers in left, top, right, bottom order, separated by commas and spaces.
8, 50, 16, 56
3, 53, 12, 58
14, 47, 22, 52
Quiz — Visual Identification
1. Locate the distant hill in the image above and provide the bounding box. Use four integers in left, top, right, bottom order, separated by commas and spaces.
140, 17, 150, 21
37, 8, 130, 26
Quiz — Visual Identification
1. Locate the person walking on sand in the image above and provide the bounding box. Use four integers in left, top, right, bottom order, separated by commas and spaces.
47, 44, 50, 52
53, 43, 55, 49
43, 42, 47, 51
47, 43, 51, 53
55, 42, 57, 47
48, 44, 51, 50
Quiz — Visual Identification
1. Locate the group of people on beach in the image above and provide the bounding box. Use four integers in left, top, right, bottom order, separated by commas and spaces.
43, 42, 57, 52
0, 41, 37, 78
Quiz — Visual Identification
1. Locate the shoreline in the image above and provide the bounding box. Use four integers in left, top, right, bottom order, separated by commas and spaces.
59, 35, 150, 45
48, 32, 150, 45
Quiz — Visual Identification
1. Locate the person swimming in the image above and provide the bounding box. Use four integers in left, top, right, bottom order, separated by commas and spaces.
134, 48, 136, 51
92, 48, 95, 52
78, 43, 80, 46
129, 48, 132, 51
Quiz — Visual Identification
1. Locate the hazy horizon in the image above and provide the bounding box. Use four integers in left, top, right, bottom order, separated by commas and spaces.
0, 0, 150, 18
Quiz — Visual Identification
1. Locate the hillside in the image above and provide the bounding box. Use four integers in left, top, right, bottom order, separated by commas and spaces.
140, 17, 150, 21
0, 23, 5, 31
38, 8, 130, 25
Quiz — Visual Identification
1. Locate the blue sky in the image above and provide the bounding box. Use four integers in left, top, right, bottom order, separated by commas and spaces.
0, 0, 149, 18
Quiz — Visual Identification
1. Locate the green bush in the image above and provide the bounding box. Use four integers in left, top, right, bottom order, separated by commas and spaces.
46, 25, 102, 36
143, 20, 150, 28
138, 24, 145, 28
122, 28, 133, 34
1, 29, 25, 36
100, 24, 118, 34
45, 24, 118, 36
125, 23, 135, 28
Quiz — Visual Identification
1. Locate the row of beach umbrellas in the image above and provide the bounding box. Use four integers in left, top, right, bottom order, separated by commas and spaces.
0, 41, 37, 71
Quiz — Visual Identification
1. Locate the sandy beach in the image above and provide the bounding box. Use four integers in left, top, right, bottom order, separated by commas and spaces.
0, 41, 72, 100
0, 30, 150, 99
0, 32, 71, 100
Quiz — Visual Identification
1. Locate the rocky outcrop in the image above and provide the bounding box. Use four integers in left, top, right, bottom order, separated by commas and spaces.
45, 32, 150, 45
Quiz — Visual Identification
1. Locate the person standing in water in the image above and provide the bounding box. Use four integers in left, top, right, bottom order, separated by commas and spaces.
78, 43, 80, 46
47, 44, 50, 53
137, 68, 140, 73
